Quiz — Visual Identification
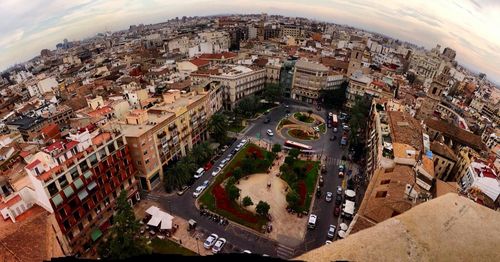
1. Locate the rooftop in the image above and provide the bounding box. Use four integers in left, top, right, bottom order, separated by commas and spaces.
430, 141, 457, 161
425, 118, 484, 151
388, 111, 423, 152
297, 193, 500, 262
295, 59, 329, 72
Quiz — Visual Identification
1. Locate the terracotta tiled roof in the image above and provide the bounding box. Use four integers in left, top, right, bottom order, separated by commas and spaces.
430, 141, 457, 161
425, 118, 484, 151
198, 52, 236, 60
388, 111, 423, 152
189, 58, 210, 67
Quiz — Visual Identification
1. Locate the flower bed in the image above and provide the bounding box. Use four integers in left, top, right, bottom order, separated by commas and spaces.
280, 159, 319, 212
199, 143, 275, 231
293, 112, 314, 123
288, 129, 317, 140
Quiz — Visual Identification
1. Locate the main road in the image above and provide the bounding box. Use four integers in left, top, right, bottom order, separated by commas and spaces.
145, 100, 358, 258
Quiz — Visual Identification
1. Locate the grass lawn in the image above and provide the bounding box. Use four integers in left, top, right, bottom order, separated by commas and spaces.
293, 112, 314, 123
280, 159, 320, 212
151, 238, 197, 256
199, 143, 275, 231
278, 119, 293, 129
228, 123, 245, 133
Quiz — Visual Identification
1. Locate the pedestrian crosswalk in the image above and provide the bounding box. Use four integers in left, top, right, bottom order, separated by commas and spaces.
323, 157, 360, 176
276, 244, 295, 259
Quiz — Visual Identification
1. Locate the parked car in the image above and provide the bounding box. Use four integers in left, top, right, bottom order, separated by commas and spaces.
336, 185, 343, 196
339, 164, 345, 172
193, 185, 206, 198
194, 168, 205, 179
327, 225, 336, 239
333, 127, 338, 133
308, 214, 318, 229
325, 192, 333, 202
241, 139, 248, 144
334, 206, 341, 216
227, 153, 233, 159
212, 238, 226, 254
202, 180, 210, 187
218, 158, 229, 168
267, 129, 274, 136
325, 240, 333, 245
176, 185, 190, 196
264, 117, 271, 123
342, 124, 350, 131
335, 194, 343, 205
338, 171, 344, 178
203, 234, 219, 249
212, 167, 222, 177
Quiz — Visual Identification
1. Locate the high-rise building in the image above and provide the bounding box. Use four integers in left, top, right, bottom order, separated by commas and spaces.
442, 47, 456, 61
291, 60, 329, 104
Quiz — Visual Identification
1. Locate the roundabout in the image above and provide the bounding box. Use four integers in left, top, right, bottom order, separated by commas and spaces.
278, 111, 327, 141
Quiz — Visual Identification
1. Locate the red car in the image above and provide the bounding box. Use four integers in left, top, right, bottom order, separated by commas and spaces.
204, 162, 213, 171
334, 206, 341, 216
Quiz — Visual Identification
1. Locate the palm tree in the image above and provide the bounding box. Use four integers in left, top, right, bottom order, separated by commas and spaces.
209, 113, 228, 144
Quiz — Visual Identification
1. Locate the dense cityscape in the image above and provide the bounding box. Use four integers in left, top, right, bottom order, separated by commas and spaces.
0, 12, 499, 261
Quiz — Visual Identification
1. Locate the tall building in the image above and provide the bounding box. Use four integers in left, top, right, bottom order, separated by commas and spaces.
291, 60, 329, 104
416, 66, 450, 120
442, 47, 456, 61
347, 48, 363, 76
23, 127, 140, 256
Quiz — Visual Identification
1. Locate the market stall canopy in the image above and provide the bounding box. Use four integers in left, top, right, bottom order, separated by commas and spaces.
338, 230, 346, 238
340, 223, 348, 231
147, 216, 162, 227
345, 190, 356, 198
145, 205, 160, 216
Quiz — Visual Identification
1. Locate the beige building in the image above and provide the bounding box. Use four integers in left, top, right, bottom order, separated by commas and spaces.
416, 66, 450, 120
116, 82, 222, 190
430, 141, 457, 181
281, 25, 301, 38
291, 60, 329, 104
346, 71, 371, 108
452, 147, 481, 183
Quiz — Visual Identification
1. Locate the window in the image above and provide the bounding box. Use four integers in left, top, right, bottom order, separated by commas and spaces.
74, 211, 81, 220
380, 179, 391, 185
376, 191, 387, 198
69, 167, 79, 180
59, 208, 67, 218
47, 182, 59, 196
74, 178, 84, 189
63, 186, 75, 198
58, 175, 68, 188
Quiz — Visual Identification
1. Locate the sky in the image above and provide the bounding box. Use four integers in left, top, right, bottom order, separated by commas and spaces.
0, 0, 499, 83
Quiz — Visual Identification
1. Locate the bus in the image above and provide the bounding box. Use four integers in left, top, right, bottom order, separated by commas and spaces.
331, 114, 338, 127
284, 140, 313, 150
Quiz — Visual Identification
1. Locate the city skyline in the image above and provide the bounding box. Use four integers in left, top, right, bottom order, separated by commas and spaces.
0, 0, 499, 84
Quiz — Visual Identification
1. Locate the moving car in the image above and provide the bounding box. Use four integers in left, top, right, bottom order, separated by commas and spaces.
325, 192, 333, 202
308, 214, 317, 229
333, 127, 338, 133
212, 238, 226, 254
194, 168, 205, 179
203, 234, 219, 249
327, 225, 336, 239
267, 129, 274, 136
193, 185, 206, 198
212, 167, 222, 177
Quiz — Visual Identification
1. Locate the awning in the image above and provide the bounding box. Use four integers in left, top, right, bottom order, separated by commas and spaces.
345, 190, 356, 198
91, 228, 103, 242
160, 218, 172, 230
145, 206, 160, 216
147, 216, 161, 227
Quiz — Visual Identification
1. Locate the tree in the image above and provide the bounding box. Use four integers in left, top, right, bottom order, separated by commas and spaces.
242, 196, 254, 207
236, 95, 260, 117
241, 158, 254, 175
320, 81, 348, 109
227, 184, 240, 201
284, 156, 295, 166
289, 148, 300, 159
348, 96, 371, 146
307, 109, 313, 117
286, 190, 300, 209
209, 113, 229, 144
256, 201, 270, 216
262, 83, 283, 103
232, 167, 243, 180
272, 143, 282, 153
98, 191, 151, 259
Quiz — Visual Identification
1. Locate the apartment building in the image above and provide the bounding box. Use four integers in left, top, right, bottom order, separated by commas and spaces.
23, 127, 139, 256
430, 141, 457, 181
281, 25, 301, 38
291, 60, 329, 104
192, 65, 265, 109
346, 71, 371, 108
118, 84, 221, 190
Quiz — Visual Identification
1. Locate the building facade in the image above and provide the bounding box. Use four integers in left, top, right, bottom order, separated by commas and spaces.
291, 60, 329, 104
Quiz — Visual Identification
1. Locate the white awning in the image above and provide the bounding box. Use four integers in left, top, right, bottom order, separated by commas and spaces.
147, 216, 161, 227
345, 190, 356, 198
145, 206, 160, 216
160, 218, 173, 230
340, 223, 348, 231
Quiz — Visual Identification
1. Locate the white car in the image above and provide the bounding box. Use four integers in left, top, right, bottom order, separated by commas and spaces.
325, 240, 332, 245
192, 185, 206, 198
212, 167, 222, 177
328, 112, 333, 117
203, 233, 218, 249
242, 250, 252, 254
212, 238, 226, 253
325, 192, 333, 202
333, 127, 338, 133
308, 214, 317, 229
267, 129, 274, 136
218, 159, 229, 168
241, 139, 248, 145
202, 180, 210, 187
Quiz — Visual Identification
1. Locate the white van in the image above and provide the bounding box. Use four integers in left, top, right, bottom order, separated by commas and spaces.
194, 168, 205, 179
308, 214, 317, 229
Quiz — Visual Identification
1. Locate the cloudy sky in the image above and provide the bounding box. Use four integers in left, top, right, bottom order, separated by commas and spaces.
0, 0, 499, 83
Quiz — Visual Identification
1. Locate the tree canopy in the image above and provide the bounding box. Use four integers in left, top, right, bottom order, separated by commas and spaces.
98, 191, 151, 259
208, 113, 229, 144
256, 201, 270, 216
320, 81, 348, 109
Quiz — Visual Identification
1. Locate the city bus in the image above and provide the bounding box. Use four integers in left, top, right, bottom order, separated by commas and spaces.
331, 114, 338, 127
284, 140, 313, 150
